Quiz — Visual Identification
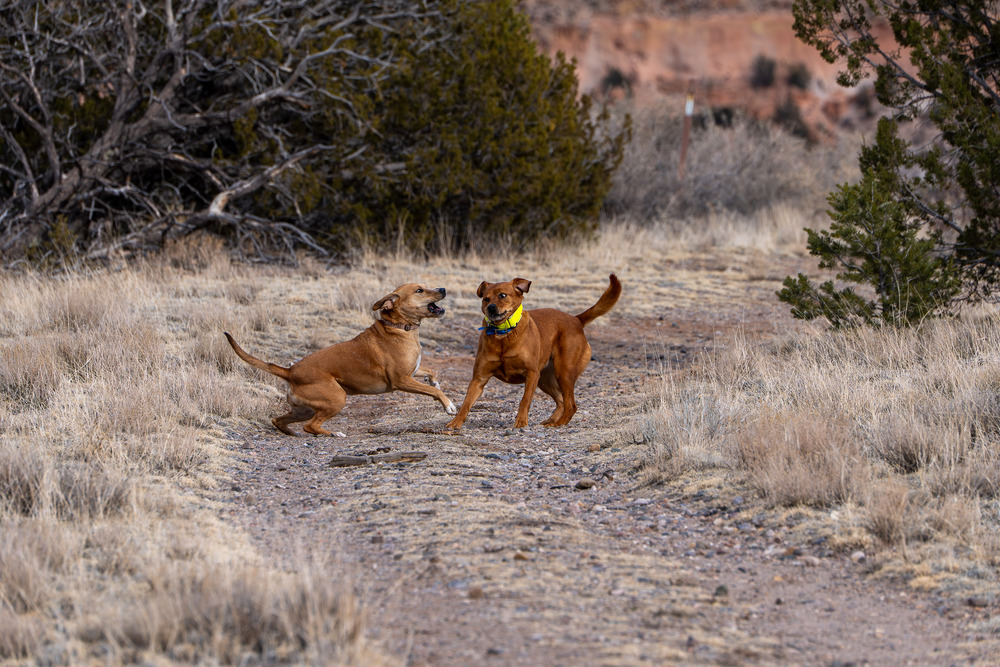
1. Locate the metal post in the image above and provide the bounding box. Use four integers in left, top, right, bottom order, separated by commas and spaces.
678, 82, 694, 180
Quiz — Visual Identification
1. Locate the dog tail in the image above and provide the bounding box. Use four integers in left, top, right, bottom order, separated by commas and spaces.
576, 274, 622, 327
223, 332, 292, 381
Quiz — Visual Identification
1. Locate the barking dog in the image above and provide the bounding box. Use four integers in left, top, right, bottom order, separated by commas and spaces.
225, 283, 456, 436
446, 274, 621, 429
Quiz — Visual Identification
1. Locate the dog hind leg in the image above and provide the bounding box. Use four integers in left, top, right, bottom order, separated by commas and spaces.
292, 382, 348, 436
272, 405, 315, 435
549, 341, 591, 427
538, 363, 565, 426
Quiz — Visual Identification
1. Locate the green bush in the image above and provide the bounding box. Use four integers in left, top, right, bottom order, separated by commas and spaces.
778, 121, 960, 327
788, 0, 1000, 322
0, 1, 625, 261
332, 0, 629, 252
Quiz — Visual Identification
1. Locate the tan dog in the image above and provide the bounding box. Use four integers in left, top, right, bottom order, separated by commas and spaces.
224, 283, 456, 436
446, 274, 621, 430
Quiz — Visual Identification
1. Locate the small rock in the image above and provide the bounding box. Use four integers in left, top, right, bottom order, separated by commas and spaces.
967, 596, 990, 608
513, 552, 530, 561
849, 550, 867, 563
713, 584, 729, 600
468, 586, 485, 599
801, 556, 821, 567
575, 478, 596, 490
586, 443, 601, 452
484, 452, 502, 460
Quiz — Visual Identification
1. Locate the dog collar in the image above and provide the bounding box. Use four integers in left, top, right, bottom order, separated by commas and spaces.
382, 320, 418, 331
480, 304, 522, 335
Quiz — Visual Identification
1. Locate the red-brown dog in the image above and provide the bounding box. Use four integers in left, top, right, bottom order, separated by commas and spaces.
225, 283, 455, 436
446, 274, 621, 429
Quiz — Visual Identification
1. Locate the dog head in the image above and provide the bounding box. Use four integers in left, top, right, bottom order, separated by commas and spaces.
372, 283, 447, 326
477, 278, 530, 325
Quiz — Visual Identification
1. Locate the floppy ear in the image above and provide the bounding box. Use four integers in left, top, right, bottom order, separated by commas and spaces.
476, 281, 490, 298
372, 293, 399, 311
512, 278, 531, 294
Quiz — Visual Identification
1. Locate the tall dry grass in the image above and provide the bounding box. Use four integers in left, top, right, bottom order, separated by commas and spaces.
638, 315, 1000, 590
604, 101, 860, 221
0, 246, 388, 665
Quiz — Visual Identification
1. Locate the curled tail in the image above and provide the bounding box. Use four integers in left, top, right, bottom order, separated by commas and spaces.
223, 332, 292, 381
576, 274, 622, 327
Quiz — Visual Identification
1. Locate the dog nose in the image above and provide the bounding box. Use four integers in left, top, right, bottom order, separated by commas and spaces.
437, 287, 446, 297
486, 303, 498, 316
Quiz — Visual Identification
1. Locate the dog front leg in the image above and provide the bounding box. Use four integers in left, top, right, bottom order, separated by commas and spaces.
394, 376, 456, 414
513, 371, 540, 428
445, 375, 491, 430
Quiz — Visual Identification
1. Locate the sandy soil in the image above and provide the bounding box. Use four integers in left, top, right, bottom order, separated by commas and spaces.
216, 256, 999, 665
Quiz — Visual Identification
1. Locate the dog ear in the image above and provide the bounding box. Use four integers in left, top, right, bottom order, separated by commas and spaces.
372, 293, 399, 311
476, 281, 490, 298
512, 278, 531, 294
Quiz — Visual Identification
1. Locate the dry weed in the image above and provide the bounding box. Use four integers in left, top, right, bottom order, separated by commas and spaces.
161, 233, 235, 278
0, 339, 62, 407
115, 565, 370, 664
0, 262, 383, 664
605, 102, 860, 220
0, 440, 47, 516
737, 411, 863, 507
0, 608, 41, 659
641, 313, 1000, 587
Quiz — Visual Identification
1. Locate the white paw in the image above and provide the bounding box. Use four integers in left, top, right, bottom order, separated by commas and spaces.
445, 401, 457, 415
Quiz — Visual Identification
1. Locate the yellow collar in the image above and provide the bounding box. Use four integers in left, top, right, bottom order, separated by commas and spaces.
481, 304, 523, 335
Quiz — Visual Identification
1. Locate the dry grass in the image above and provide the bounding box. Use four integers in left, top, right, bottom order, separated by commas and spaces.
639, 314, 1000, 590
5, 176, 996, 661
0, 198, 813, 663
604, 101, 861, 220
0, 251, 385, 664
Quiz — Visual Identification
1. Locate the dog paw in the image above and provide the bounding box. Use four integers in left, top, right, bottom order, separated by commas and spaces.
445, 401, 457, 415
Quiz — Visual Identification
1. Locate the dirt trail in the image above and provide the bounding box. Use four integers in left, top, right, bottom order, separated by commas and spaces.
219, 310, 998, 665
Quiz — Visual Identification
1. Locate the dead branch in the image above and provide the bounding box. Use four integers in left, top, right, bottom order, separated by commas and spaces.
0, 0, 446, 262
328, 452, 429, 467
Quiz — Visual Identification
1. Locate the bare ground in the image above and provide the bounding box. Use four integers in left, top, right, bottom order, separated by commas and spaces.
217, 257, 1000, 666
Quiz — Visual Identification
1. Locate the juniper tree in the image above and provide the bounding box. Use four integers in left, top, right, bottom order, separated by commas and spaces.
780, 0, 1000, 325
336, 0, 628, 252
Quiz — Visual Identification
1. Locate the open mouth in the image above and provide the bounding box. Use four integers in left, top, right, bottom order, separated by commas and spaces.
427, 302, 445, 316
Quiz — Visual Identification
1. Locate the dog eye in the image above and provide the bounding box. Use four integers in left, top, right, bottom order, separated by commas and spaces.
499, 293, 507, 299
416, 288, 423, 293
